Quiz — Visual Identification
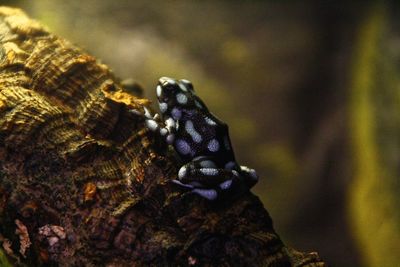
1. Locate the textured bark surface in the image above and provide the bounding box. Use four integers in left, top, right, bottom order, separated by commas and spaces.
0, 7, 326, 266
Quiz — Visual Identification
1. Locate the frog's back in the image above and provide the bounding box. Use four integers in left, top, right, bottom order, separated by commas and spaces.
175, 111, 236, 167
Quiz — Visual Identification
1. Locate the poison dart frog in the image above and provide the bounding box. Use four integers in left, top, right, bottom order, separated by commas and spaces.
144, 77, 258, 200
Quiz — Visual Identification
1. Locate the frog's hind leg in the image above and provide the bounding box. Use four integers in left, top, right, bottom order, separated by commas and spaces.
176, 167, 240, 188
171, 156, 245, 200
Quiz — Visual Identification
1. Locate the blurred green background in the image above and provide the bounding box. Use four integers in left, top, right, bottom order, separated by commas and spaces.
1, 1, 399, 266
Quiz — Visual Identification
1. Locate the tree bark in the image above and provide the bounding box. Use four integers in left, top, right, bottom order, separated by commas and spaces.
0, 7, 326, 267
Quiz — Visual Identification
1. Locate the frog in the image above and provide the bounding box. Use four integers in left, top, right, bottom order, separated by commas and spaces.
144, 77, 258, 200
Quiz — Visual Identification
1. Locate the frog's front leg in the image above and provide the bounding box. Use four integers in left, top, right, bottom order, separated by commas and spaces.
172, 156, 242, 200
144, 107, 176, 144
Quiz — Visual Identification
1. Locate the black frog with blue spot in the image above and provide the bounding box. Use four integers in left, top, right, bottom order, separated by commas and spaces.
144, 77, 258, 200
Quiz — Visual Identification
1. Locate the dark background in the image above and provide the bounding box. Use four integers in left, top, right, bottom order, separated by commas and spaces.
2, 1, 399, 266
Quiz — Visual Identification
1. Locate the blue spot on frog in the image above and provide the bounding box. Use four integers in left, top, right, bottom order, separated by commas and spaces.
144, 77, 258, 200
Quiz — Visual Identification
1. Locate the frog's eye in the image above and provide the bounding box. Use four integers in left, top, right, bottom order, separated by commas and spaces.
159, 77, 179, 91
179, 79, 195, 93
158, 77, 181, 99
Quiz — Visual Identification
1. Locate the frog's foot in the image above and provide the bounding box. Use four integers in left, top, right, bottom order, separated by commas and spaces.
192, 188, 218, 200
172, 179, 218, 200
144, 107, 175, 144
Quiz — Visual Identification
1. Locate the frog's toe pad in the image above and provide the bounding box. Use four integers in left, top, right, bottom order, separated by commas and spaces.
145, 119, 159, 132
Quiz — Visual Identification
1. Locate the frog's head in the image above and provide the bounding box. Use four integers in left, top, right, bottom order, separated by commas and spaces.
156, 77, 207, 120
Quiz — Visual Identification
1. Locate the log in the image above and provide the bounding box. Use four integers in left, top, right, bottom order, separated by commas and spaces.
0, 7, 326, 266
